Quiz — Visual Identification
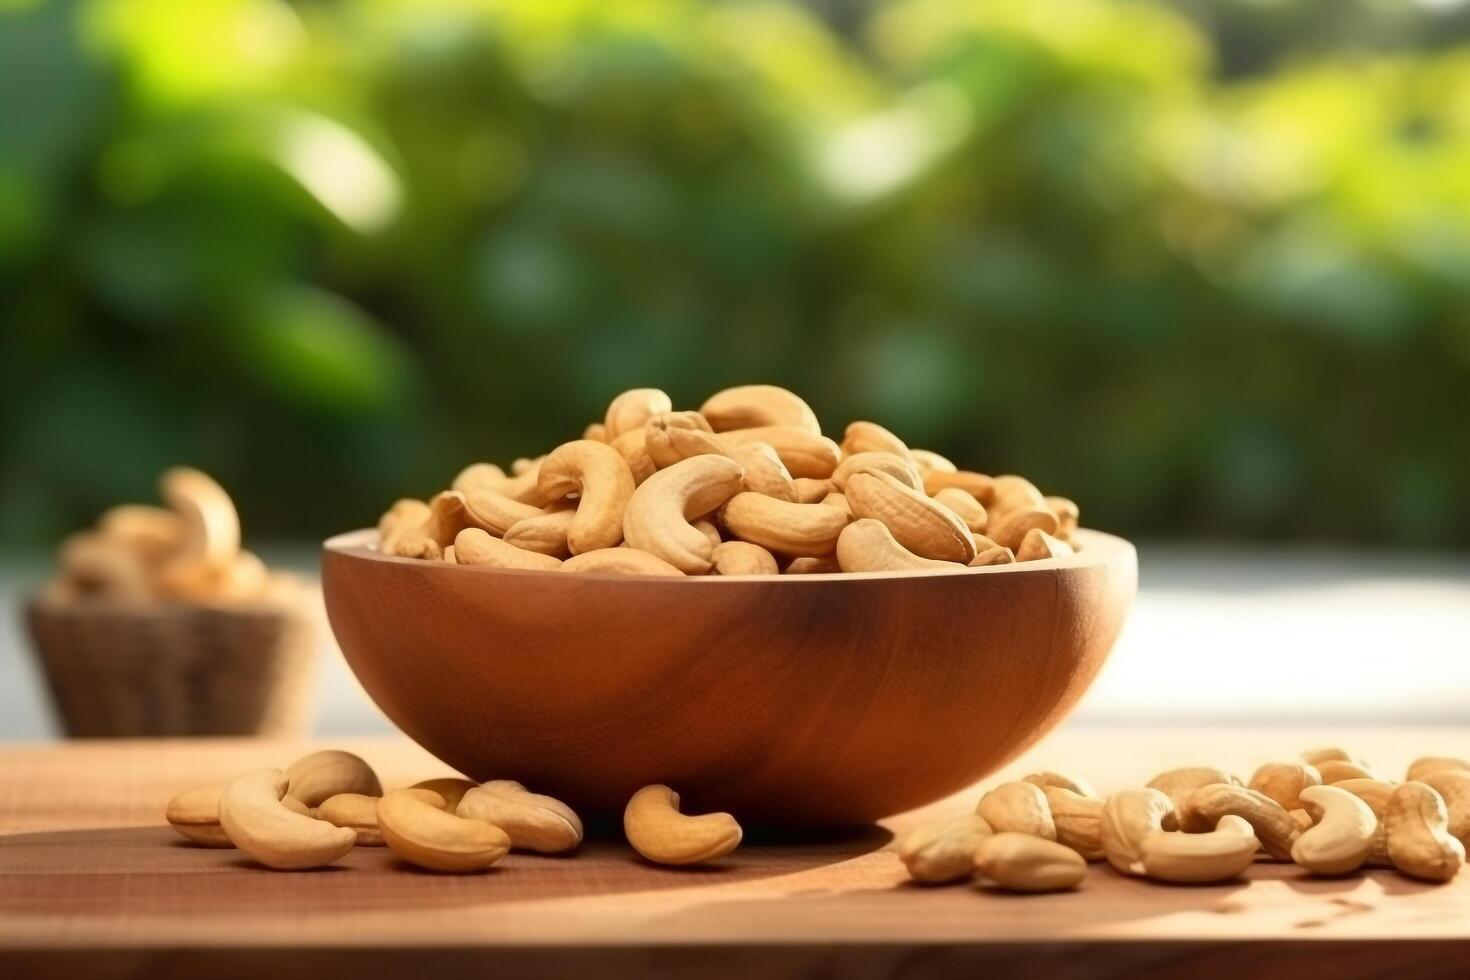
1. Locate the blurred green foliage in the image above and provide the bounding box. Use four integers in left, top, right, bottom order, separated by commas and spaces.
2, 0, 1469, 548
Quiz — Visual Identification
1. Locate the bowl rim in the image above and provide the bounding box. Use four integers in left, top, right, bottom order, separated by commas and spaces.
323, 527, 1134, 585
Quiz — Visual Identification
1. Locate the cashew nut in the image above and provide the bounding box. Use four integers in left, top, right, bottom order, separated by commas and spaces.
1386, 781, 1465, 882
644, 412, 726, 470
1045, 495, 1080, 540
1145, 766, 1239, 814
719, 426, 841, 479
709, 540, 780, 576
699, 384, 821, 435
1043, 787, 1106, 861
784, 555, 841, 574
974, 833, 1086, 893
976, 782, 1056, 841
462, 489, 545, 536
1179, 784, 1300, 861
1316, 759, 1379, 784
582, 422, 608, 442
317, 793, 387, 846
1333, 778, 1396, 866
535, 439, 636, 554
453, 528, 563, 571
561, 547, 685, 576
378, 788, 510, 872
160, 467, 240, 570
922, 469, 995, 504
1015, 527, 1074, 562
831, 452, 922, 493
841, 420, 911, 460
611, 428, 657, 484
1290, 784, 1377, 875
1101, 788, 1174, 876
1420, 770, 1470, 847
931, 487, 988, 535
836, 518, 965, 573
1407, 756, 1470, 782
719, 493, 851, 558
379, 498, 431, 542
166, 785, 233, 846
969, 546, 1016, 567
726, 441, 797, 502
383, 490, 469, 559
1023, 772, 1097, 798
792, 477, 835, 502
1140, 814, 1259, 884
450, 463, 507, 495
624, 784, 742, 865
1249, 762, 1322, 811
457, 780, 583, 853
502, 507, 576, 557
622, 455, 746, 573
909, 448, 956, 474
409, 777, 479, 812
283, 750, 382, 807
896, 813, 993, 884
845, 471, 976, 563
604, 388, 672, 440
986, 507, 1060, 552
219, 769, 357, 869
990, 474, 1049, 512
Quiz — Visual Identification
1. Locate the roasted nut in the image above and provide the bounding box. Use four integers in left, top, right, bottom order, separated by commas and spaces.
1291, 784, 1377, 875
1043, 787, 1106, 861
624, 785, 741, 865
219, 769, 357, 870
1179, 784, 1300, 861
378, 788, 511, 872
454, 528, 564, 571
897, 813, 993, 883
699, 385, 820, 435
977, 782, 1056, 841
719, 494, 850, 558
604, 388, 673, 440
1386, 781, 1465, 882
1141, 814, 1258, 884
561, 548, 685, 576
1249, 762, 1322, 811
836, 519, 965, 573
457, 780, 583, 854
974, 833, 1085, 893
1101, 788, 1173, 876
284, 750, 382, 808
644, 412, 726, 470
623, 456, 746, 573
841, 421, 910, 460
846, 471, 975, 563
538, 440, 637, 553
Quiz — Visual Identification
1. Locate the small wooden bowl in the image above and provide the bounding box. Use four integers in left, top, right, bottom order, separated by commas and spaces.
322, 528, 1135, 826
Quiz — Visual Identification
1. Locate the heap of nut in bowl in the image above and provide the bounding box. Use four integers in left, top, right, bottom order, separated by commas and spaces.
375, 385, 1080, 575
42, 467, 301, 608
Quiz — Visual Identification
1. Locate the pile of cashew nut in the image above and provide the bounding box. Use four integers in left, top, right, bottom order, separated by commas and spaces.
43, 467, 300, 607
377, 385, 1080, 574
901, 748, 1468, 892
167, 750, 739, 871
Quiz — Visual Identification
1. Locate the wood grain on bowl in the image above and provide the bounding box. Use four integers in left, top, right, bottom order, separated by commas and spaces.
321, 528, 1135, 827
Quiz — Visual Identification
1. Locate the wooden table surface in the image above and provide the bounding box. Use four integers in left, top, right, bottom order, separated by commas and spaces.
2, 726, 1468, 979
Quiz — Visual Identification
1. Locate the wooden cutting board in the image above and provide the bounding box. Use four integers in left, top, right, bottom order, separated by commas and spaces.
1, 726, 1467, 979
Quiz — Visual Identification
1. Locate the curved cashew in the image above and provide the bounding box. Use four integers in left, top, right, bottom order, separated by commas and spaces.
536, 440, 635, 554
611, 429, 657, 485
836, 519, 964, 573
719, 427, 840, 479
624, 784, 742, 865
1249, 762, 1322, 811
1407, 756, 1470, 782
1386, 781, 1465, 882
726, 441, 797, 502
98, 505, 182, 564
383, 490, 469, 559
841, 420, 911, 460
1421, 770, 1470, 847
160, 467, 240, 570
709, 541, 780, 576
990, 474, 1049, 512
1145, 767, 1238, 814
720, 493, 851, 558
793, 478, 835, 503
932, 487, 988, 535
463, 489, 544, 536
831, 452, 922, 493
969, 546, 1016, 567
1024, 772, 1097, 798
1101, 788, 1174, 876
378, 788, 510, 872
699, 384, 820, 435
846, 471, 975, 563
622, 456, 746, 573
987, 507, 1060, 552
1016, 527, 1074, 562
1333, 778, 1396, 866
897, 813, 993, 884
1042, 787, 1106, 861
604, 388, 672, 439
560, 547, 684, 576
166, 785, 233, 847
503, 507, 576, 558
409, 778, 478, 812
219, 769, 357, 869
1291, 784, 1377, 875
1141, 814, 1259, 883
784, 555, 841, 574
457, 780, 583, 854
283, 750, 382, 807
317, 793, 387, 846
909, 449, 956, 474
922, 470, 995, 504
974, 833, 1086, 893
378, 497, 430, 537
451, 463, 507, 495
977, 782, 1056, 841
1180, 784, 1301, 861
644, 412, 725, 470
454, 528, 563, 571
1045, 495, 1080, 540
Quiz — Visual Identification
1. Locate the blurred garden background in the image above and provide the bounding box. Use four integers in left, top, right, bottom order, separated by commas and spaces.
4, 0, 1470, 551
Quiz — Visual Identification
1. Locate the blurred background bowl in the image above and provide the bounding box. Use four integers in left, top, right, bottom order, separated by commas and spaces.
322, 528, 1136, 825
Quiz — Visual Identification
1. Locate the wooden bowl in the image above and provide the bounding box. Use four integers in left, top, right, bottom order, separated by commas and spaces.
322, 528, 1136, 826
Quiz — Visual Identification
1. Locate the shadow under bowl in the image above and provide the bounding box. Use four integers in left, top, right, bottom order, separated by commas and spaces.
322, 528, 1135, 827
